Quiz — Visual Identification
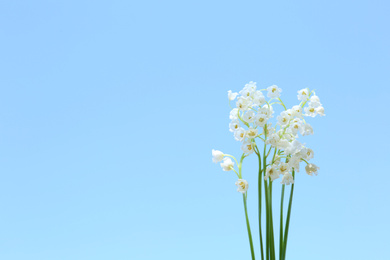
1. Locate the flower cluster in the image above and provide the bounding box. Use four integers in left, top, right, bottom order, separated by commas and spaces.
213, 81, 324, 193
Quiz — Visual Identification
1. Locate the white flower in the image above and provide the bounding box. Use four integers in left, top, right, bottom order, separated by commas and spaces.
304, 105, 317, 117
229, 108, 239, 120
235, 179, 249, 194
244, 81, 257, 92
234, 127, 246, 141
220, 157, 234, 171
229, 120, 241, 132
316, 106, 325, 116
239, 82, 256, 98
292, 105, 303, 118
260, 104, 274, 118
264, 166, 280, 181
236, 96, 252, 111
239, 88, 253, 98
241, 141, 255, 154
252, 91, 266, 106
288, 155, 301, 172
289, 118, 304, 135
309, 95, 321, 108
305, 163, 320, 176
285, 140, 303, 155
281, 173, 294, 185
285, 109, 294, 118
279, 162, 291, 174
282, 129, 295, 142
254, 113, 268, 127
302, 123, 314, 136
228, 90, 239, 101
297, 88, 310, 101
301, 147, 314, 160
277, 139, 290, 150
243, 110, 256, 123
267, 85, 282, 98
310, 94, 320, 103
267, 133, 280, 147
212, 149, 224, 163
246, 127, 258, 139
277, 111, 291, 127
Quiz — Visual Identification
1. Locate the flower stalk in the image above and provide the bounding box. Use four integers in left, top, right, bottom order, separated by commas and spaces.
243, 193, 256, 260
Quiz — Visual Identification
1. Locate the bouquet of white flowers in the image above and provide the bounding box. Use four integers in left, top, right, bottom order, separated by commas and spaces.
212, 82, 324, 260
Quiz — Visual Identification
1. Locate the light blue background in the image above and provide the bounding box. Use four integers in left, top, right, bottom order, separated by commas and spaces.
0, 0, 389, 259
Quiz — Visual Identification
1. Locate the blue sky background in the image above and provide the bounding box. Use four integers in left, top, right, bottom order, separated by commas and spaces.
0, 0, 389, 259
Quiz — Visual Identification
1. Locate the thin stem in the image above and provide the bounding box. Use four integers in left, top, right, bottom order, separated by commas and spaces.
237, 110, 250, 127
243, 193, 256, 260
231, 168, 240, 178
271, 148, 277, 164
283, 170, 295, 260
269, 181, 276, 260
262, 142, 269, 260
301, 158, 309, 164
238, 153, 246, 178
264, 179, 270, 260
223, 154, 239, 166
256, 152, 264, 260
266, 146, 272, 158
279, 185, 285, 260
277, 98, 287, 110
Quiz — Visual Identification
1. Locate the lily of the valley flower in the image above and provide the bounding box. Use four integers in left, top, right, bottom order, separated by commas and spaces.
279, 162, 290, 175
246, 127, 258, 139
229, 120, 241, 132
281, 173, 295, 185
234, 127, 246, 141
212, 149, 224, 163
243, 110, 256, 123
302, 123, 314, 136
292, 105, 303, 118
264, 166, 280, 181
220, 157, 234, 171
235, 179, 249, 194
277, 111, 291, 127
228, 90, 239, 101
316, 106, 325, 116
297, 88, 310, 101
288, 155, 301, 172
304, 104, 317, 117
305, 163, 320, 176
241, 141, 255, 154
267, 85, 282, 98
229, 108, 239, 120
236, 96, 251, 111
301, 147, 314, 160
254, 113, 268, 127
252, 91, 266, 106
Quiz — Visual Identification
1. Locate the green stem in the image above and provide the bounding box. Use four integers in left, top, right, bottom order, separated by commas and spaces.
257, 153, 265, 260
243, 194, 256, 260
238, 153, 246, 178
279, 185, 285, 260
283, 171, 295, 260
223, 154, 239, 166
277, 98, 287, 110
269, 181, 276, 260
264, 179, 269, 260
262, 142, 269, 260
